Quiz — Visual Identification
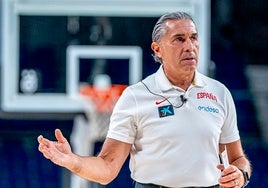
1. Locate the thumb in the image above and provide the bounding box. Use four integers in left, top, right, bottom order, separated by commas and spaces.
55, 129, 66, 143
217, 164, 224, 171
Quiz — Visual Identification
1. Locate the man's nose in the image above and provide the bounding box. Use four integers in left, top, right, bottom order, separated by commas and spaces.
184, 38, 195, 51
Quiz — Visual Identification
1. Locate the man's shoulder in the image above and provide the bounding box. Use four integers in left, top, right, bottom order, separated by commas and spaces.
124, 72, 158, 97
198, 72, 226, 87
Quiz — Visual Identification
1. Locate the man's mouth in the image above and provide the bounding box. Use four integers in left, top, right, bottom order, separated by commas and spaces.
182, 57, 196, 62
183, 57, 195, 60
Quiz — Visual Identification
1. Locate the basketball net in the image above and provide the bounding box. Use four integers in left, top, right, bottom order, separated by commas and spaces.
79, 74, 127, 141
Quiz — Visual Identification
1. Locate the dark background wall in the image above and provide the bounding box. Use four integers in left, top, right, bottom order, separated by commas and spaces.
0, 0, 268, 187
211, 1, 268, 187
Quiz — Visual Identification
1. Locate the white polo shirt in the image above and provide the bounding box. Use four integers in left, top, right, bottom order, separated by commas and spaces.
107, 65, 240, 188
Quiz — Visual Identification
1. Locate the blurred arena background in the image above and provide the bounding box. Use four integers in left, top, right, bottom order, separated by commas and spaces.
0, 0, 268, 187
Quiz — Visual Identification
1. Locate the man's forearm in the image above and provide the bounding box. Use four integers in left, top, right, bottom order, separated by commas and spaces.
67, 153, 116, 185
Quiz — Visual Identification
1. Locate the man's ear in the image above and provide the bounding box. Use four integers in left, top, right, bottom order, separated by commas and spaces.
151, 42, 161, 58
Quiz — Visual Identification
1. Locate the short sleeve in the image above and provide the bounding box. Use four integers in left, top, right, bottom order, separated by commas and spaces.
219, 88, 240, 143
106, 87, 137, 144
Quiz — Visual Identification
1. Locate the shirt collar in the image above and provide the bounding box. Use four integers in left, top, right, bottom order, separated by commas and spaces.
155, 65, 206, 92
155, 65, 173, 91
192, 71, 206, 88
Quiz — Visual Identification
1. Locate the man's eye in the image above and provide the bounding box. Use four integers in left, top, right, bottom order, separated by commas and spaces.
191, 35, 198, 41
176, 37, 184, 42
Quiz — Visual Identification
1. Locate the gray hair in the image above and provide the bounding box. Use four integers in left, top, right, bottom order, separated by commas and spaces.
152, 12, 196, 63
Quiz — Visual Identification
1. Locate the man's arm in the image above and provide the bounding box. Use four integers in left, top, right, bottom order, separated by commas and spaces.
218, 140, 251, 187
38, 129, 132, 185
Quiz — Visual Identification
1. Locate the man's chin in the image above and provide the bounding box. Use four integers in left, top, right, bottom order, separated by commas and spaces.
183, 63, 197, 71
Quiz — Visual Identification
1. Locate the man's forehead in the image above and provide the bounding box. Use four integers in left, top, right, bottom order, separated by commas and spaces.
165, 19, 197, 33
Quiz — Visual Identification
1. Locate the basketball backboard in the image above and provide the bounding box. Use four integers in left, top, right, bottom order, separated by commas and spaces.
0, 0, 210, 117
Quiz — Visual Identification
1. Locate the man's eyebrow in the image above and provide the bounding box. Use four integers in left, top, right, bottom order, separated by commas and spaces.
173, 34, 185, 37
173, 32, 198, 38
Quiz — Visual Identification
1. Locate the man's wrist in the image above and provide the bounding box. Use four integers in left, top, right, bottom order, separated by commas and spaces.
239, 168, 250, 187
69, 153, 82, 174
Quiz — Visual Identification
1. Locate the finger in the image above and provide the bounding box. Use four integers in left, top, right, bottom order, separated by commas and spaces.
38, 141, 58, 159
234, 178, 239, 187
38, 141, 51, 157
55, 129, 66, 143
39, 144, 64, 166
37, 135, 52, 148
37, 135, 44, 143
37, 135, 49, 146
42, 148, 58, 163
221, 165, 237, 176
38, 141, 50, 153
40, 147, 51, 159
219, 168, 241, 187
219, 179, 238, 188
217, 164, 224, 170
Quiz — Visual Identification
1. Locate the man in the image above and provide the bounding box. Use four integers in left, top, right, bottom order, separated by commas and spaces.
38, 12, 251, 188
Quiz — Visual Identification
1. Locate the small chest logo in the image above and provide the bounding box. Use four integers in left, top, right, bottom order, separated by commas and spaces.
158, 105, 174, 118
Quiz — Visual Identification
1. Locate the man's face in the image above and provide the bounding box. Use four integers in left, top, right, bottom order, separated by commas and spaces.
152, 19, 199, 75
